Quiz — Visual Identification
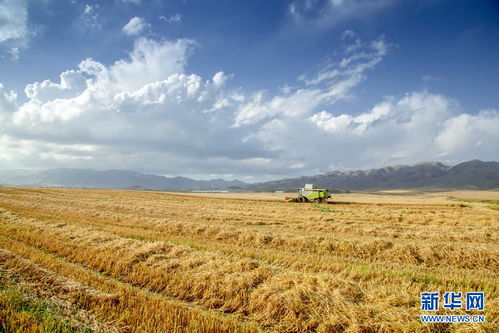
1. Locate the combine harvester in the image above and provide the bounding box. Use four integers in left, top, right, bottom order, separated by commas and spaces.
285, 184, 331, 203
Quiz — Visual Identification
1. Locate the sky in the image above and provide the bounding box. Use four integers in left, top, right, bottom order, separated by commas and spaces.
0, 0, 498, 181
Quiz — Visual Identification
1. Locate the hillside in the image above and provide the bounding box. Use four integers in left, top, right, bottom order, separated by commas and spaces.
1, 160, 498, 191
0, 169, 245, 190
247, 160, 499, 190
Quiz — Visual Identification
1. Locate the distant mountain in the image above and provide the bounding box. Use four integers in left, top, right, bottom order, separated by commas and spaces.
0, 168, 246, 190
246, 160, 499, 190
1, 160, 497, 191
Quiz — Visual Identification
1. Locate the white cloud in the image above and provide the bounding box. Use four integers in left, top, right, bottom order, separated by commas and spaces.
0, 37, 266, 174
0, 33, 497, 178
122, 0, 141, 4
122, 17, 149, 36
78, 38, 195, 92
233, 89, 323, 127
436, 110, 499, 159
342, 29, 356, 39
233, 34, 388, 127
289, 0, 396, 29
77, 4, 102, 31
0, 0, 30, 60
24, 70, 87, 103
212, 71, 230, 88
8, 47, 19, 60
253, 90, 498, 171
302, 35, 387, 85
83, 4, 93, 15
159, 14, 182, 23
0, 0, 28, 43
422, 75, 443, 82
311, 92, 452, 136
0, 84, 17, 114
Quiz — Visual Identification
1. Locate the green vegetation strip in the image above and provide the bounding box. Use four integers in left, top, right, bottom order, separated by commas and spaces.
450, 198, 499, 205
313, 204, 336, 213
0, 272, 90, 333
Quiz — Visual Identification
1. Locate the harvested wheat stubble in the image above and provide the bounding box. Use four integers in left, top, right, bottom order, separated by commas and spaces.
0, 186, 497, 332
0, 249, 120, 332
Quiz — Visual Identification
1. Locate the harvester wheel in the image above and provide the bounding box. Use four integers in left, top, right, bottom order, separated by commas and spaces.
298, 197, 306, 203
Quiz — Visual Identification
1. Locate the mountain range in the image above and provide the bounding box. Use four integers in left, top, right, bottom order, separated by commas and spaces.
0, 168, 245, 190
247, 160, 499, 190
0, 160, 498, 190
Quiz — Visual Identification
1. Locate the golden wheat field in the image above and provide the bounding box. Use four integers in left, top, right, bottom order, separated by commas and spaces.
0, 187, 497, 332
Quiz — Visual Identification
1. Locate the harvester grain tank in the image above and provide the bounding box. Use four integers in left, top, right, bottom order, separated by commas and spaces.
285, 184, 331, 203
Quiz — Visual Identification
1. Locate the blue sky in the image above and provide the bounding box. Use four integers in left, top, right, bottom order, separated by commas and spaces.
0, 0, 498, 181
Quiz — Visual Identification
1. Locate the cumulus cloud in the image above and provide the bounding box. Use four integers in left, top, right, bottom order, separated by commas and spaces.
0, 33, 497, 178
0, 37, 268, 174
212, 71, 230, 88
436, 110, 499, 159
122, 17, 149, 36
79, 38, 194, 92
252, 91, 499, 172
24, 70, 87, 103
307, 92, 455, 165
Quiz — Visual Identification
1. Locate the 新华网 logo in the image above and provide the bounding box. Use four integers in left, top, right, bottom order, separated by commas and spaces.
420, 291, 485, 323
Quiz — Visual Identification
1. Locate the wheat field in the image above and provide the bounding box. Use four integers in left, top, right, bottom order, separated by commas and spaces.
0, 187, 497, 332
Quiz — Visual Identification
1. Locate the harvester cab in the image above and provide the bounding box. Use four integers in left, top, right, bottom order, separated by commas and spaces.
285, 184, 331, 203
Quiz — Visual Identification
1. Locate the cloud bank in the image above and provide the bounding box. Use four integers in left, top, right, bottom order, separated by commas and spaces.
0, 33, 498, 179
